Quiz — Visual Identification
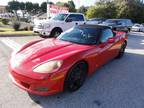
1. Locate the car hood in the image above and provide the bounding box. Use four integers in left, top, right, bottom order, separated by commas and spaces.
10, 39, 91, 78
42, 19, 63, 25
132, 26, 139, 28
101, 22, 116, 26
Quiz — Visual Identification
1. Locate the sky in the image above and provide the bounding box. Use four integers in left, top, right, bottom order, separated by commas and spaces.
0, 0, 97, 8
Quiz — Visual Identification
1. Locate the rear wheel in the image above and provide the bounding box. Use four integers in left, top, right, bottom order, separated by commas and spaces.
64, 62, 88, 92
116, 42, 127, 59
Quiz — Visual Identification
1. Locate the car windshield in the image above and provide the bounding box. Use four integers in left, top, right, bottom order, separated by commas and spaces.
105, 19, 122, 24
58, 27, 100, 45
134, 24, 140, 27
52, 14, 68, 21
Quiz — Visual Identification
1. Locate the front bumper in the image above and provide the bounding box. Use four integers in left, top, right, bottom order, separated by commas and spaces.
33, 28, 43, 33
9, 69, 66, 96
131, 28, 140, 32
39, 31, 51, 37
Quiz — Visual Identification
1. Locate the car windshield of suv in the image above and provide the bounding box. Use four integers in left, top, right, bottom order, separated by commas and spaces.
58, 27, 100, 45
52, 14, 68, 21
105, 19, 122, 24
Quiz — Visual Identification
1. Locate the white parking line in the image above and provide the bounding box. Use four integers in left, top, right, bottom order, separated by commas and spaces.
126, 49, 144, 55
0, 38, 21, 51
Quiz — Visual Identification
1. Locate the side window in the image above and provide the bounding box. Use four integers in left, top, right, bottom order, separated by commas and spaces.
67, 14, 84, 21
100, 29, 114, 43
127, 20, 133, 26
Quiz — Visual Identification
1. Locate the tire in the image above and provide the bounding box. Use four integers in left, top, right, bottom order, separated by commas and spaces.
50, 28, 62, 38
139, 29, 141, 32
39, 34, 47, 38
128, 28, 131, 32
64, 62, 88, 92
116, 42, 127, 59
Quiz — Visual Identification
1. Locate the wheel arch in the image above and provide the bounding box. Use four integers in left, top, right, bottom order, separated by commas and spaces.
51, 27, 63, 33
67, 59, 89, 76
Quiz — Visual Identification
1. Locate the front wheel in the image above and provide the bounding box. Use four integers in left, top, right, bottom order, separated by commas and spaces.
64, 62, 88, 92
116, 42, 127, 59
39, 34, 47, 38
50, 29, 62, 38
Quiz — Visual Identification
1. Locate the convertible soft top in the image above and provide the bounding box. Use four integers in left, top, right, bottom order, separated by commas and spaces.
77, 24, 111, 30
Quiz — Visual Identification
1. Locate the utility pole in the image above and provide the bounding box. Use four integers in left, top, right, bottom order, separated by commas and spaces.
47, 0, 50, 19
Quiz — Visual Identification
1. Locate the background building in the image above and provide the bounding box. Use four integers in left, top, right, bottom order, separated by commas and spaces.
0, 5, 7, 13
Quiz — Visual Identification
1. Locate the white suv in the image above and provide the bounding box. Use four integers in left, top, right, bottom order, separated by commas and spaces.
37, 13, 86, 38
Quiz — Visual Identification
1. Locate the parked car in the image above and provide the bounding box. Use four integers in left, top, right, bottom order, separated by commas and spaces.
131, 24, 144, 32
101, 19, 133, 32
38, 13, 86, 38
9, 24, 127, 96
87, 18, 106, 24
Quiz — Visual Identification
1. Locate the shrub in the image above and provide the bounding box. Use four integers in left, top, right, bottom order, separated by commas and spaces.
1, 18, 9, 25
24, 26, 33, 31
13, 22, 21, 31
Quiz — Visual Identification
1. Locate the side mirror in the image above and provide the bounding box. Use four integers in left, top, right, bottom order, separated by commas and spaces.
108, 38, 115, 43
65, 18, 72, 22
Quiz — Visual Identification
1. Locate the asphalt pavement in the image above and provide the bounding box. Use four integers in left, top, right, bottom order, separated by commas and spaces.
0, 32, 144, 108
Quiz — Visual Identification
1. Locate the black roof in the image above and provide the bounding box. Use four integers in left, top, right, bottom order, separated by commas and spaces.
77, 24, 111, 30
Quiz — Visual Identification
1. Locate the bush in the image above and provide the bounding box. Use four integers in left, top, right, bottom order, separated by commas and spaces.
13, 22, 21, 31
1, 18, 9, 25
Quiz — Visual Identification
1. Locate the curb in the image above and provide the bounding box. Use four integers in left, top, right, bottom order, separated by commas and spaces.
0, 34, 39, 37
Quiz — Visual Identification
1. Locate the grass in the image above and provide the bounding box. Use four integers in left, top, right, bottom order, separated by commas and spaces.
0, 20, 37, 36
0, 27, 37, 36
0, 30, 37, 36
0, 28, 14, 32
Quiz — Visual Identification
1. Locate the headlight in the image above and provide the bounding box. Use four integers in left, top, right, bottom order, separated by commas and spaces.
33, 60, 63, 73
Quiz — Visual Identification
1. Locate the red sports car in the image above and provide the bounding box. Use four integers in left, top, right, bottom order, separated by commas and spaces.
9, 25, 127, 96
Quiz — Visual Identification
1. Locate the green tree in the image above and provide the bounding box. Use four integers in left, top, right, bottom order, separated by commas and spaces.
40, 2, 47, 12
19, 2, 25, 10
86, 0, 144, 23
86, 1, 117, 19
56, 2, 64, 6
67, 0, 76, 12
56, 1, 76, 12
48, 2, 54, 5
33, 3, 39, 13
7, 1, 20, 19
114, 0, 144, 23
8, 1, 19, 11
25, 2, 33, 13
77, 6, 88, 15
86, 6, 96, 18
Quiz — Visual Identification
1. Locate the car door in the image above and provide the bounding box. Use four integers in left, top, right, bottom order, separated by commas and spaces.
64, 14, 85, 31
97, 29, 116, 66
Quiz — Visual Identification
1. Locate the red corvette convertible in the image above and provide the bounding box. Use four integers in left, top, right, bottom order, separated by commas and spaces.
9, 25, 127, 96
